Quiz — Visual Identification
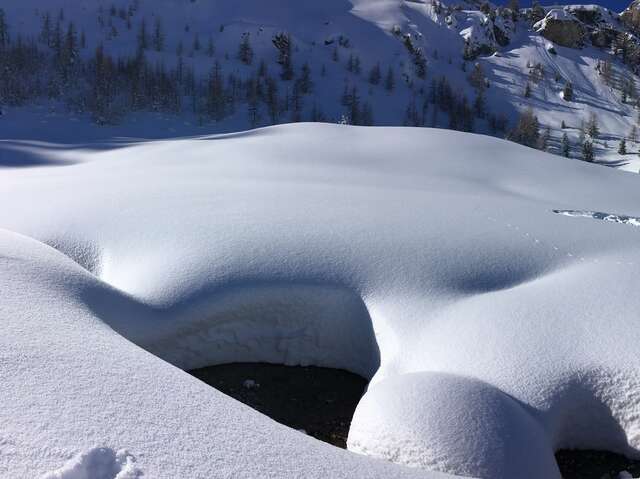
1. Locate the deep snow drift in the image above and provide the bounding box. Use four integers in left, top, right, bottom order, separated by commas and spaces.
2, 124, 640, 478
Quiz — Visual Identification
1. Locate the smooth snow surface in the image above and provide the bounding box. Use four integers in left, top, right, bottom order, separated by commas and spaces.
2, 124, 640, 478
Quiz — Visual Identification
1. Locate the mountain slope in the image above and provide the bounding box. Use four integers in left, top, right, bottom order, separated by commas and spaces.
1, 0, 640, 171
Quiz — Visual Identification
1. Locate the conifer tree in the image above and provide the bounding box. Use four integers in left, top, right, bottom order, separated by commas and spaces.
137, 18, 148, 51
299, 63, 313, 94
385, 66, 395, 92
153, 18, 164, 52
238, 34, 253, 65
582, 139, 595, 162
561, 133, 570, 157
369, 62, 381, 85
619, 137, 627, 154
562, 81, 573, 101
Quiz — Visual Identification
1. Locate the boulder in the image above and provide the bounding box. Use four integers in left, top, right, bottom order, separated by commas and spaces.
534, 9, 585, 48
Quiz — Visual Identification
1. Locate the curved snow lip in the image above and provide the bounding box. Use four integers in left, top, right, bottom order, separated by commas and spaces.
553, 209, 640, 227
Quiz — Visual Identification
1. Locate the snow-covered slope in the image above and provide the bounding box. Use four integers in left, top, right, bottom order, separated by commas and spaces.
1, 0, 639, 171
2, 123, 640, 478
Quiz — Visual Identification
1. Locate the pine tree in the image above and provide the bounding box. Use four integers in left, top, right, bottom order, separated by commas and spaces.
619, 137, 627, 154
630, 125, 638, 142
0, 8, 8, 50
273, 32, 293, 80
193, 33, 201, 52
349, 86, 360, 125
384, 66, 395, 92
473, 90, 486, 119
468, 63, 486, 91
40, 12, 51, 47
266, 76, 279, 123
524, 82, 532, 98
561, 133, 570, 157
153, 18, 164, 52
562, 81, 573, 101
238, 34, 254, 65
508, 108, 540, 148
137, 18, 148, 51
582, 139, 594, 162
369, 62, 381, 85
207, 36, 215, 57
299, 63, 313, 94
539, 127, 551, 151
586, 113, 600, 139
361, 102, 374, 126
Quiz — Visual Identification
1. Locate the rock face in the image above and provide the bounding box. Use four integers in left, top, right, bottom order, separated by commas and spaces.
621, 0, 640, 33
459, 10, 514, 59
534, 9, 585, 48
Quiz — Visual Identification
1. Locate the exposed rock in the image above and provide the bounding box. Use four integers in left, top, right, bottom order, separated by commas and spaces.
534, 9, 585, 48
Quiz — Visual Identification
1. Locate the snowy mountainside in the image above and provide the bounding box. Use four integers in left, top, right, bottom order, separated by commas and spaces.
1, 0, 640, 171
2, 124, 640, 478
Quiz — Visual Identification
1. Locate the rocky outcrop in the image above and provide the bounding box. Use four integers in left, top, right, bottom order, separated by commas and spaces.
534, 9, 585, 48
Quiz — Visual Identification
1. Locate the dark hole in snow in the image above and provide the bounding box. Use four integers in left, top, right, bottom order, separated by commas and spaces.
555, 449, 640, 479
553, 209, 640, 227
189, 362, 367, 449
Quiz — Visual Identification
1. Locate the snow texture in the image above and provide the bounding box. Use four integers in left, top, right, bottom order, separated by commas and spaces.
2, 123, 640, 478
41, 448, 141, 479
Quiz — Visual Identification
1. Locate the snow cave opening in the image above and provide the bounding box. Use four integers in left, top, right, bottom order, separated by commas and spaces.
168, 284, 380, 449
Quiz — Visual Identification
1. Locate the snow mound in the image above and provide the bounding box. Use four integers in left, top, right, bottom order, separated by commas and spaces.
41, 448, 141, 479
348, 372, 558, 477
2, 124, 640, 478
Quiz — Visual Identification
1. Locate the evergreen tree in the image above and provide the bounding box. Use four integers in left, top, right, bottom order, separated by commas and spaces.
193, 33, 201, 52
0, 9, 7, 50
266, 76, 279, 123
473, 90, 486, 119
468, 63, 486, 91
40, 12, 51, 47
153, 18, 164, 52
586, 113, 600, 139
539, 127, 551, 151
349, 86, 360, 125
508, 108, 540, 148
562, 81, 573, 101
238, 34, 254, 65
137, 18, 148, 51
384, 66, 395, 92
206, 61, 225, 121
299, 63, 313, 94
619, 137, 627, 154
369, 62, 381, 85
582, 139, 594, 162
273, 32, 293, 80
561, 133, 570, 157
524, 82, 532, 98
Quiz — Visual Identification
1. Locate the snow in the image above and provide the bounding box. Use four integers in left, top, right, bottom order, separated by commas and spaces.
2, 123, 640, 478
41, 448, 141, 479
533, 8, 578, 31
